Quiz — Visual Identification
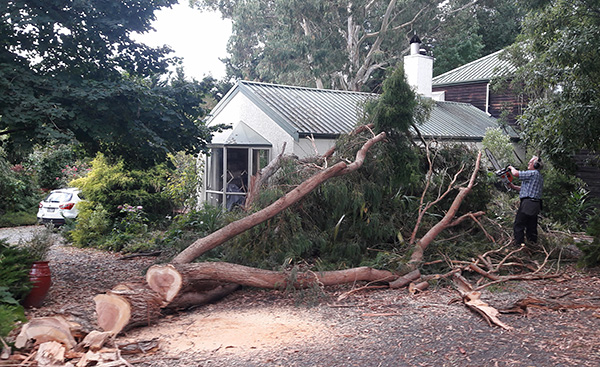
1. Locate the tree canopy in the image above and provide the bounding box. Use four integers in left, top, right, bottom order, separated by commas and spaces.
0, 0, 216, 168
506, 0, 600, 169
194, 0, 523, 91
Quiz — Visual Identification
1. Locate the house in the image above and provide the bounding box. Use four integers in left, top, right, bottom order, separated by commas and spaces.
200, 37, 514, 210
432, 50, 524, 125
433, 49, 600, 200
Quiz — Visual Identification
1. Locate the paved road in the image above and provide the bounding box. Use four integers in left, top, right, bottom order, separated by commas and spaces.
0, 225, 44, 245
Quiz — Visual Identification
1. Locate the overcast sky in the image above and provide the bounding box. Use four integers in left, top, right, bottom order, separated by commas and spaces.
133, 1, 232, 80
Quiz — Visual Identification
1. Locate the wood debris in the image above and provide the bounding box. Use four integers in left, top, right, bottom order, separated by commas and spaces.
8, 316, 159, 367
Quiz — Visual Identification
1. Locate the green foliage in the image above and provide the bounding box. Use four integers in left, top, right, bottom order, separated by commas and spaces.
431, 1, 484, 76
0, 240, 33, 303
0, 147, 40, 216
19, 227, 55, 262
0, 299, 26, 338
155, 204, 227, 258
198, 0, 516, 91
71, 154, 172, 219
1, 0, 219, 168
102, 204, 150, 252
0, 211, 38, 227
67, 201, 112, 248
506, 0, 600, 169
165, 152, 199, 211
28, 144, 80, 190
577, 213, 600, 268
542, 168, 597, 231
482, 127, 514, 168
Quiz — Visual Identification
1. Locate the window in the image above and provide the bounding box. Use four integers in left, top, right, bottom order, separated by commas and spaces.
205, 147, 270, 210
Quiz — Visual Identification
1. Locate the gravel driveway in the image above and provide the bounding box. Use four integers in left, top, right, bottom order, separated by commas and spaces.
0, 224, 44, 245
5, 225, 600, 366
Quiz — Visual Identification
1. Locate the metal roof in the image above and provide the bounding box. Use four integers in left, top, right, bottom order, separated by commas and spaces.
432, 50, 515, 86
238, 80, 378, 138
209, 80, 515, 142
211, 121, 272, 146
416, 101, 519, 141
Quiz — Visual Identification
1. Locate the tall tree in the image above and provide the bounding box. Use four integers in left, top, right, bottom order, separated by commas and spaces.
505, 0, 600, 169
196, 0, 493, 91
0, 0, 215, 167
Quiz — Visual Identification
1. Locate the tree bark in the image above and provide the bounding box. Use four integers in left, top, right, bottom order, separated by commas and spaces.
147, 263, 397, 290
94, 287, 163, 335
388, 269, 421, 289
410, 151, 483, 264
172, 131, 386, 264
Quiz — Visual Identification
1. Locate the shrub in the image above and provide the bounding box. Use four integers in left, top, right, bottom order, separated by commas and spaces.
0, 147, 40, 218
70, 153, 172, 220
67, 201, 112, 248
28, 144, 78, 190
0, 291, 27, 338
577, 213, 600, 268
165, 152, 199, 212
542, 167, 597, 231
0, 240, 33, 302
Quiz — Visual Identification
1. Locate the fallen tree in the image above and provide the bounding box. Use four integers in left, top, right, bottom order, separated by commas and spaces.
172, 127, 387, 264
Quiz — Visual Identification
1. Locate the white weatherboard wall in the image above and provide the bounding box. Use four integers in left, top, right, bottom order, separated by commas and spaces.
207, 91, 339, 159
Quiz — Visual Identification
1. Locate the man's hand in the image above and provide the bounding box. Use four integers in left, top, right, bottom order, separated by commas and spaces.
508, 165, 519, 177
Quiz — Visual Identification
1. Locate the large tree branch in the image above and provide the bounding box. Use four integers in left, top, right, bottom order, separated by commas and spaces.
410, 151, 482, 264
172, 130, 386, 264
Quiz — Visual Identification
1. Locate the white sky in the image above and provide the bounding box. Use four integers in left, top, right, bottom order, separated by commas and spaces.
133, 1, 232, 80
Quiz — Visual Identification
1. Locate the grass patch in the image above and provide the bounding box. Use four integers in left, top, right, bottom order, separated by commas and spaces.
0, 210, 38, 227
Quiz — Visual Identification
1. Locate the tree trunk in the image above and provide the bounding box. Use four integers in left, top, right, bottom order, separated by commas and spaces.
147, 263, 397, 290
172, 131, 386, 264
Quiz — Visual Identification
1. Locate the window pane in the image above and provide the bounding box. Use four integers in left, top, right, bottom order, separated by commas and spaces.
206, 148, 223, 191
252, 149, 270, 175
226, 148, 249, 192
206, 192, 223, 207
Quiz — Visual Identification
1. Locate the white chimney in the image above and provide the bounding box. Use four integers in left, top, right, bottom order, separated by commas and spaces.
404, 35, 433, 98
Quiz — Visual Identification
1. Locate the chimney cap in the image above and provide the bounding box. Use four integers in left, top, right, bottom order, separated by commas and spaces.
409, 34, 421, 44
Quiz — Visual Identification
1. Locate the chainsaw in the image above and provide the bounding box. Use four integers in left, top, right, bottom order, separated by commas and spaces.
485, 149, 514, 189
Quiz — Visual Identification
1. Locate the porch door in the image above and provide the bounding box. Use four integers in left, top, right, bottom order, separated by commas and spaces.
205, 147, 270, 210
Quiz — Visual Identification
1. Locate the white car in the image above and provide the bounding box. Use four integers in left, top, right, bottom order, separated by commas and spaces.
37, 188, 83, 225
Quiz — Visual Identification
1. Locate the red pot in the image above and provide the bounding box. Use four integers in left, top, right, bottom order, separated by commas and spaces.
22, 261, 52, 308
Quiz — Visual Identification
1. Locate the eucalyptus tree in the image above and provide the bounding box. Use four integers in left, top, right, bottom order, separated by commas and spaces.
196, 0, 480, 91
0, 0, 216, 168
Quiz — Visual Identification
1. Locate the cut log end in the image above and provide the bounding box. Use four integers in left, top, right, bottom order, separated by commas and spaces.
146, 264, 183, 302
94, 294, 131, 335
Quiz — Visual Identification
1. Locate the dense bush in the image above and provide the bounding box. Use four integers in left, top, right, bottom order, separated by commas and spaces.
0, 240, 32, 337
70, 153, 172, 220
0, 147, 40, 222
542, 167, 597, 231
577, 213, 600, 268
28, 144, 79, 190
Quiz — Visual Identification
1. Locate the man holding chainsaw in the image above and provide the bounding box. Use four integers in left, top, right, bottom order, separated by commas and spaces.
507, 156, 544, 245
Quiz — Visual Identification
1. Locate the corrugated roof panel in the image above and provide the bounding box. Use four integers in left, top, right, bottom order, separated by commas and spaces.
416, 101, 518, 140
234, 80, 515, 142
432, 50, 516, 86
240, 81, 377, 135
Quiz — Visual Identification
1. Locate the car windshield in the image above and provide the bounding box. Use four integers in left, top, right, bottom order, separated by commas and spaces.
45, 192, 73, 203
